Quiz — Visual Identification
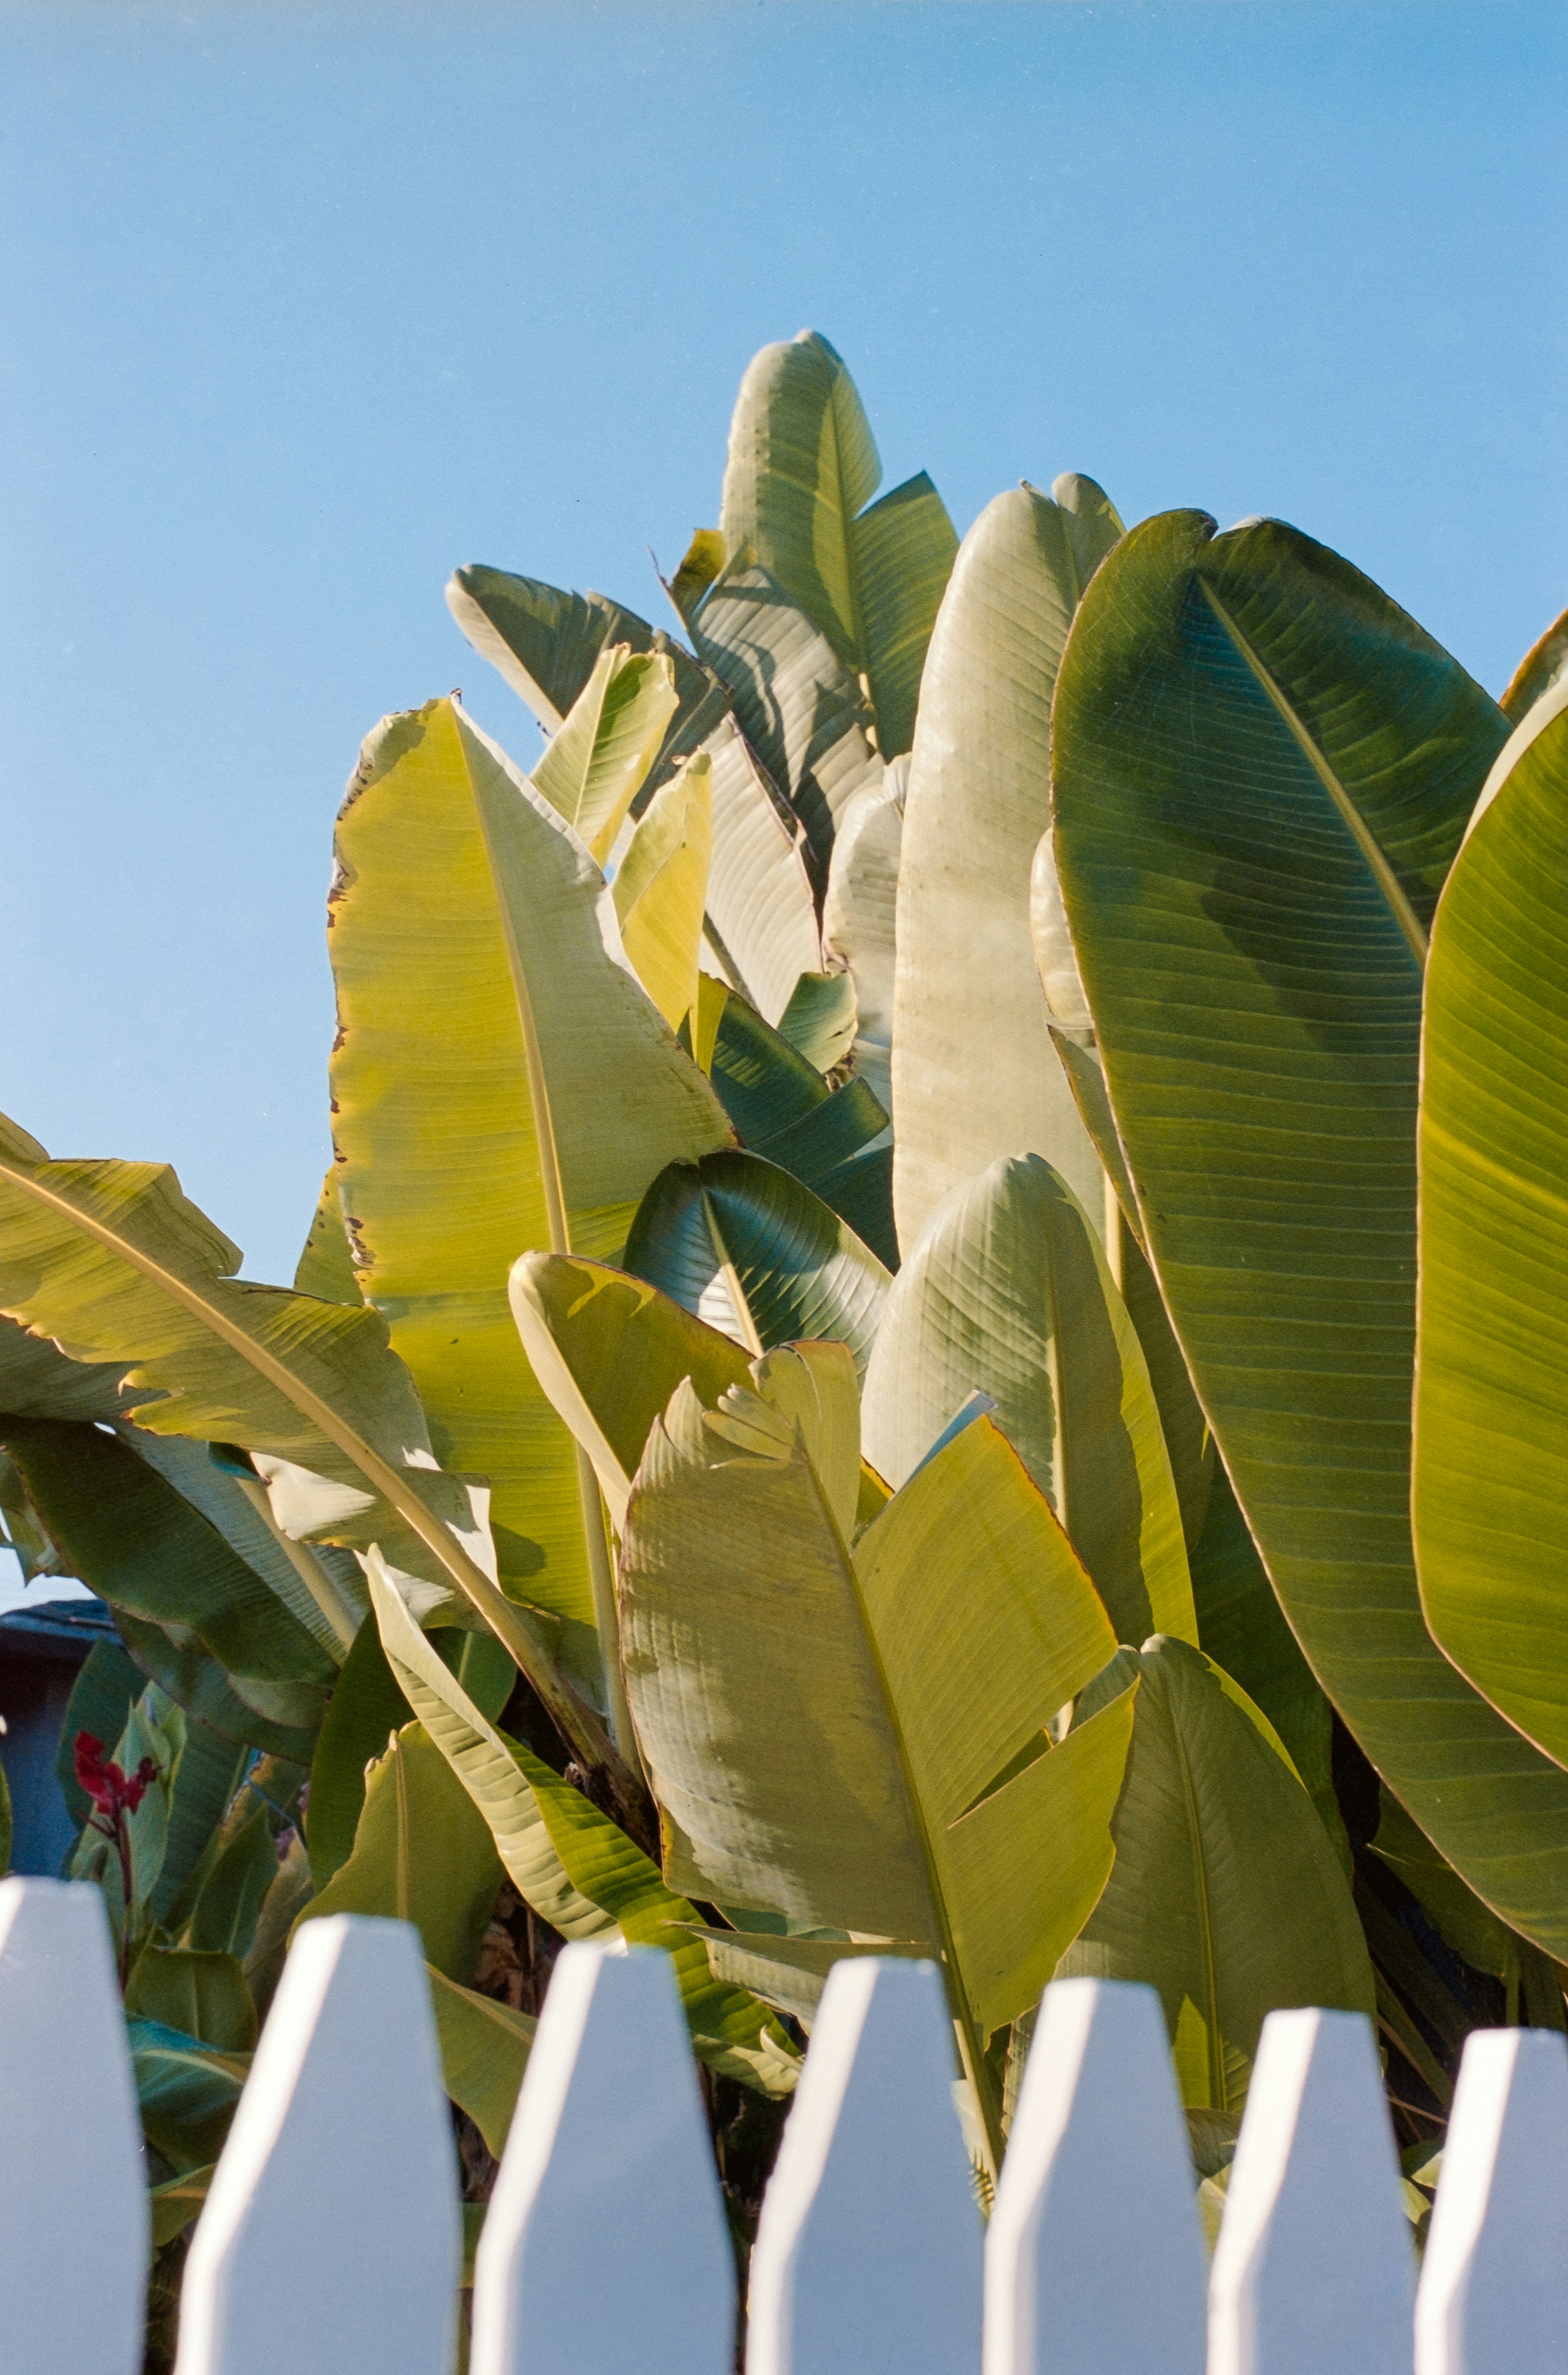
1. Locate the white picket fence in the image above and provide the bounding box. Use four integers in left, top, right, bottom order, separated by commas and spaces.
2, 1875, 1566, 2375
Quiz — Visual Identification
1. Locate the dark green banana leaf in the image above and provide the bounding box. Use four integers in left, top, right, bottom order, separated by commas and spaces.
1051, 507, 1568, 1951
624, 1150, 890, 1381
445, 564, 729, 801
127, 1945, 258, 2053
1, 1417, 333, 1750
185, 1804, 278, 1963
1057, 1637, 1373, 2110
128, 2016, 250, 2173
691, 986, 897, 1268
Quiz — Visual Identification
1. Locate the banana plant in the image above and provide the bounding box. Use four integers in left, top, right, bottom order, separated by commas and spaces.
5, 319, 1563, 2249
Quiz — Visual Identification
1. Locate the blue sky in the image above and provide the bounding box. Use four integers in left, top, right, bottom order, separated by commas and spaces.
1, 1, 1563, 1594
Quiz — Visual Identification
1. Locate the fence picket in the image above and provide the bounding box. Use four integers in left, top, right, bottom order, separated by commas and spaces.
0, 1877, 148, 2375
470, 1939, 734, 2375
747, 1955, 982, 2375
7, 1878, 1562, 2375
985, 1976, 1205, 2375
1415, 2026, 1568, 2375
1209, 2007, 1413, 2375
174, 1912, 459, 2375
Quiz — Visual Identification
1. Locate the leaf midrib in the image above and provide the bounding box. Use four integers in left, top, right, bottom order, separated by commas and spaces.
1198, 579, 1430, 971
810, 1442, 1005, 2175
0, 1152, 611, 1775
1168, 1692, 1226, 2110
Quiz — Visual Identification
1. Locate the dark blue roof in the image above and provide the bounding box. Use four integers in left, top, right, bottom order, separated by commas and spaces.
0, 1596, 117, 1661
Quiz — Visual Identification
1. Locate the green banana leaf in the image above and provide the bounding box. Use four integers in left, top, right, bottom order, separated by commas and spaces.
1185, 1463, 1341, 1860
1413, 684, 1568, 1767
150, 2164, 216, 2248
716, 329, 956, 756
0, 1113, 571, 1743
128, 2016, 250, 2173
822, 761, 904, 1115
520, 1246, 885, 1549
687, 1930, 926, 2031
150, 1720, 255, 1931
367, 1553, 800, 2096
449, 566, 823, 1049
668, 529, 726, 627
892, 475, 1122, 1256
613, 753, 713, 1037
0, 1446, 67, 1582
293, 1167, 364, 1304
531, 644, 677, 863
1036, 900, 1226, 1545
1112, 1217, 1215, 1556
0, 1306, 139, 1422
1369, 1787, 1518, 1982
305, 1610, 514, 1889
186, 1803, 277, 1962
849, 475, 961, 759
297, 1720, 503, 1983
445, 564, 729, 796
126, 1431, 358, 1661
618, 1341, 1137, 2172
0, 1418, 333, 1747
703, 984, 846, 1140
719, 329, 879, 670
1050, 1039, 1314, 1766
700, 713, 824, 1027
697, 987, 897, 1267
509, 1252, 751, 1531
305, 1611, 415, 1887
1500, 600, 1568, 724
427, 1965, 536, 2158
126, 1945, 258, 2052
1056, 1637, 1374, 2111
862, 1152, 1195, 1650
240, 1832, 312, 2024
1369, 1787, 1565, 2030
1050, 508, 1568, 1952
1047, 1034, 1138, 1253
327, 693, 731, 1714
694, 564, 881, 895
623, 1150, 890, 1381
111, 1609, 310, 1765
777, 969, 858, 1073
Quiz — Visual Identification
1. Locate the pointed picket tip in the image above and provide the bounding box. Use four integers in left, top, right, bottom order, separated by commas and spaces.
1210, 2006, 1413, 2375
1416, 2025, 1568, 2375
176, 1913, 458, 2375
471, 1940, 735, 2375
748, 1955, 981, 2375
985, 1976, 1205, 2375
0, 1878, 148, 2375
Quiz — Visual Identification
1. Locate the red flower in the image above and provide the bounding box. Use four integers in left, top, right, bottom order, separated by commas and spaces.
74, 1731, 159, 1825
73, 1732, 162, 1991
